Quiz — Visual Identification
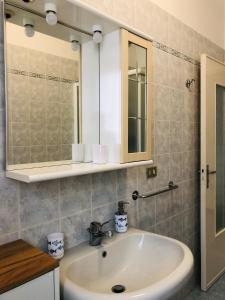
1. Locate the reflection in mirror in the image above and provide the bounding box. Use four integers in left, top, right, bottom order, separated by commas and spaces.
5, 3, 99, 169
128, 42, 147, 154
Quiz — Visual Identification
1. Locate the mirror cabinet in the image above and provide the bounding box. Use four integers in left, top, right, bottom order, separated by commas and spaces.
121, 29, 152, 163
4, 0, 153, 180
100, 29, 152, 164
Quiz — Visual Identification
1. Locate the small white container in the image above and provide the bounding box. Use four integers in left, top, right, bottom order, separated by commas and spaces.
47, 232, 64, 259
108, 144, 121, 163
72, 143, 84, 163
83, 143, 93, 162
92, 144, 108, 164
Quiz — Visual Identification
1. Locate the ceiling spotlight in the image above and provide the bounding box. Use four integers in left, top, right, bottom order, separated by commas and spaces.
44, 0, 57, 26
92, 24, 103, 44
23, 17, 35, 37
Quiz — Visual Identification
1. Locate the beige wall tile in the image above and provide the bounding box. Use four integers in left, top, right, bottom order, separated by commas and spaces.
167, 15, 182, 52
112, 0, 135, 27
81, 0, 112, 15
151, 3, 168, 44
152, 47, 168, 85
134, 0, 153, 36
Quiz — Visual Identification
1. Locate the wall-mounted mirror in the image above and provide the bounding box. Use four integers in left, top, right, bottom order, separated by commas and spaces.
5, 1, 100, 170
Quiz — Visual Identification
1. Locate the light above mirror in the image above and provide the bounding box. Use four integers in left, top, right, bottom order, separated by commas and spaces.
23, 17, 35, 37
44, 0, 58, 26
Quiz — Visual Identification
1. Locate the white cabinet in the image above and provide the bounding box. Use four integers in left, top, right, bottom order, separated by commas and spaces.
100, 29, 153, 163
0, 268, 59, 300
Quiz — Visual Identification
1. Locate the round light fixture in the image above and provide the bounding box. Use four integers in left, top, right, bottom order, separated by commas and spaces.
92, 24, 103, 44
71, 40, 80, 51
70, 35, 80, 51
44, 1, 57, 26
24, 24, 35, 37
23, 17, 35, 37
46, 11, 57, 25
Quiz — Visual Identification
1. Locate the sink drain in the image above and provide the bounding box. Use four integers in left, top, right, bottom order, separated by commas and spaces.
112, 285, 126, 293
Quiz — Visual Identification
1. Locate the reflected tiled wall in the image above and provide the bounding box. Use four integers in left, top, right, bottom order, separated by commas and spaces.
7, 44, 79, 164
1, 0, 225, 297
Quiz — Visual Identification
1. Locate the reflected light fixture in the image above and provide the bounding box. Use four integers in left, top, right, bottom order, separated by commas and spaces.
23, 17, 35, 37
70, 35, 80, 51
71, 40, 80, 51
5, 9, 15, 20
92, 24, 103, 44
44, 0, 57, 26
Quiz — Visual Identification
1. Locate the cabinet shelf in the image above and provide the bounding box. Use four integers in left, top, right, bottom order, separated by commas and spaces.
6, 160, 153, 183
128, 78, 147, 84
128, 116, 147, 120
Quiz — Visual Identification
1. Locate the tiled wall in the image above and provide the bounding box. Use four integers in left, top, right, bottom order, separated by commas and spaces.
1, 0, 225, 297
7, 44, 79, 164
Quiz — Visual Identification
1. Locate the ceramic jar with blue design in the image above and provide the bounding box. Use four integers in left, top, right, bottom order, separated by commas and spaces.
115, 214, 128, 233
47, 232, 64, 259
115, 201, 129, 233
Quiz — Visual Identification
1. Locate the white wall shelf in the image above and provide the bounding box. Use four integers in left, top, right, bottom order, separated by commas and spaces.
6, 160, 153, 183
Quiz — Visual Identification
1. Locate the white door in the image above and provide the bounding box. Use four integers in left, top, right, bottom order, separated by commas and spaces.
201, 54, 225, 290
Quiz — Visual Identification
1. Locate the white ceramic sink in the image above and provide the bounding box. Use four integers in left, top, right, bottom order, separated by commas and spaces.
60, 228, 193, 300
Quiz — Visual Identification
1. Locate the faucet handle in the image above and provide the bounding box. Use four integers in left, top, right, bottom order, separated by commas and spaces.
88, 219, 113, 234
101, 219, 112, 228
88, 222, 102, 234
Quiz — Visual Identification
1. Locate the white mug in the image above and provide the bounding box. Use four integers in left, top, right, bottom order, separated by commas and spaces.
72, 143, 84, 162
108, 144, 121, 163
92, 144, 108, 164
83, 143, 93, 162
47, 232, 64, 259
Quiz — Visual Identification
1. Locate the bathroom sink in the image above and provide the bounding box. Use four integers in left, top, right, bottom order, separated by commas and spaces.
60, 228, 193, 300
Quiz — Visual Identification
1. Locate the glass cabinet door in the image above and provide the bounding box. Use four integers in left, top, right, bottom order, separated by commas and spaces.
121, 29, 152, 163
128, 42, 147, 153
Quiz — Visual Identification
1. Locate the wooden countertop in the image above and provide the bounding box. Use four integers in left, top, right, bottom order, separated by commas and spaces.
0, 239, 59, 294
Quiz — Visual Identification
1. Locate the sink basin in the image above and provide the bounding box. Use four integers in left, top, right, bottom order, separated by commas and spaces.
60, 228, 193, 300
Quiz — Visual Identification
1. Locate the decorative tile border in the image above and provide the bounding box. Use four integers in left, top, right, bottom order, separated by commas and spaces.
8, 42, 200, 81
153, 41, 199, 66
9, 42, 199, 79
8, 68, 78, 84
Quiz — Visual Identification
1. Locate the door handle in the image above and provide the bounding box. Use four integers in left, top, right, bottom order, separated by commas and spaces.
206, 164, 216, 188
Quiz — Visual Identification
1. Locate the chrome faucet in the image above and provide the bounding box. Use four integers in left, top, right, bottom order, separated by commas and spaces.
87, 220, 113, 246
